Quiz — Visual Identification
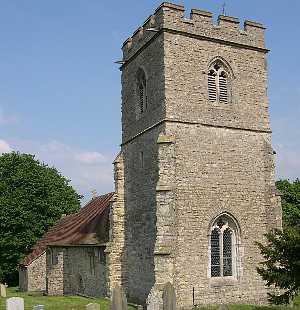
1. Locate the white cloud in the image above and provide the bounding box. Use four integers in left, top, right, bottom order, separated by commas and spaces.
0, 139, 12, 154
10, 139, 115, 204
39, 140, 107, 164
75, 151, 106, 164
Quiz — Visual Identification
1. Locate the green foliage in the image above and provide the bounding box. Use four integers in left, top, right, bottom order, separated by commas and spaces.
276, 179, 300, 228
257, 228, 300, 305
0, 152, 81, 285
257, 179, 300, 305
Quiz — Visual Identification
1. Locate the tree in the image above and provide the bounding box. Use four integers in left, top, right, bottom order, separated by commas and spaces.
257, 179, 300, 304
276, 179, 300, 229
0, 152, 81, 285
257, 228, 300, 305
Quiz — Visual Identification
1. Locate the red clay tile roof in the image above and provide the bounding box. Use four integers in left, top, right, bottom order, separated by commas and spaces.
21, 192, 114, 267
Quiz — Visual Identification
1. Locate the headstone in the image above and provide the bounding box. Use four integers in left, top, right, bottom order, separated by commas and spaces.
110, 285, 127, 310
0, 283, 7, 297
162, 282, 176, 310
86, 303, 100, 310
6, 297, 24, 310
33, 305, 45, 310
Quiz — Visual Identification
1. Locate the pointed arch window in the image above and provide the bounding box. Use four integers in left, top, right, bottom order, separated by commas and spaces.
137, 68, 147, 115
209, 214, 239, 278
208, 60, 231, 104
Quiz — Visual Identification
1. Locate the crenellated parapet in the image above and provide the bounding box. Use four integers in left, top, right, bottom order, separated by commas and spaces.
122, 2, 267, 62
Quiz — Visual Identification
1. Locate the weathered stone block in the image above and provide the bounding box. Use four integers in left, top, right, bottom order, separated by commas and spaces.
111, 286, 127, 310
0, 283, 7, 297
6, 297, 24, 310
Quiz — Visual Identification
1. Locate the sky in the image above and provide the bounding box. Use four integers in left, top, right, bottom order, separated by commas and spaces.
0, 0, 299, 205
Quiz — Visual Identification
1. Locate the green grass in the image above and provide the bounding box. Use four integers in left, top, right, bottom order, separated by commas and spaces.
194, 295, 300, 310
1, 287, 299, 310
0, 287, 111, 310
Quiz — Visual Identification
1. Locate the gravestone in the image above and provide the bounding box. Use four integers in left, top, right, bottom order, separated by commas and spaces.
0, 283, 7, 297
86, 303, 100, 310
6, 297, 24, 310
162, 282, 176, 310
110, 285, 127, 310
33, 305, 45, 310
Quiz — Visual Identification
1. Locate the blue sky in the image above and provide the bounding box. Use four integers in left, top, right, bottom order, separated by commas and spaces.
1, 1, 299, 204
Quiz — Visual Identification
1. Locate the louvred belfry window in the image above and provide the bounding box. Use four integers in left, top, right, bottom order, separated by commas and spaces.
137, 68, 147, 115
208, 62, 230, 104
219, 71, 228, 103
208, 70, 217, 102
139, 83, 145, 113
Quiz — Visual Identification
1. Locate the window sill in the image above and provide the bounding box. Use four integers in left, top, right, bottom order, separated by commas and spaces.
209, 276, 238, 287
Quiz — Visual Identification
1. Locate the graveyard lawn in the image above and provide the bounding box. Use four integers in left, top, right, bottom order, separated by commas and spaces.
0, 287, 115, 310
194, 295, 300, 310
1, 288, 300, 310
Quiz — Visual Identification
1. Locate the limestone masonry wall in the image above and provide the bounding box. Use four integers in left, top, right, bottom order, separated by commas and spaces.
122, 125, 164, 304
164, 32, 270, 132
120, 4, 170, 301
47, 246, 107, 297
46, 247, 64, 295
118, 2, 281, 308
106, 156, 126, 295
19, 252, 46, 292
165, 124, 280, 307
121, 29, 165, 143
122, 2, 266, 62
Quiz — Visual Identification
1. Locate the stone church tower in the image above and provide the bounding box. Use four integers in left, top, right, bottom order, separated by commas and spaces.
109, 2, 282, 308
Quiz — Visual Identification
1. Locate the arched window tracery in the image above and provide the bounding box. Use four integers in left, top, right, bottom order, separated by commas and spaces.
208, 60, 232, 104
209, 214, 239, 278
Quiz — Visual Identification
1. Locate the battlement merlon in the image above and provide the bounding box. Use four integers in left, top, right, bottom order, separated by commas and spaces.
121, 2, 267, 62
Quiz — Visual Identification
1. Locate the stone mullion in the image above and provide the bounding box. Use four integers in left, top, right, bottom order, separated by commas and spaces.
220, 231, 224, 277
216, 73, 220, 104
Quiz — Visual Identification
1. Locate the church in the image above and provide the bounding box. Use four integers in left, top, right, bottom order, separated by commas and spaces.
20, 2, 282, 308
